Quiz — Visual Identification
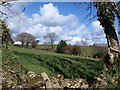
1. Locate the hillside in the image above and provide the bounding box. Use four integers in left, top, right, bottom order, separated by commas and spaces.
36, 44, 107, 59
12, 46, 104, 84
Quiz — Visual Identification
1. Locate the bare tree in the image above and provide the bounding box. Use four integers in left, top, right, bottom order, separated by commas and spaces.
44, 33, 57, 50
0, 0, 28, 21
15, 32, 35, 48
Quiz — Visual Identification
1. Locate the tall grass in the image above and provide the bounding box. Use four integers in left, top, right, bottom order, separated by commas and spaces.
12, 46, 104, 84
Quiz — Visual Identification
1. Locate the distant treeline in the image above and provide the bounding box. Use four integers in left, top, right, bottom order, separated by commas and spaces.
14, 40, 107, 60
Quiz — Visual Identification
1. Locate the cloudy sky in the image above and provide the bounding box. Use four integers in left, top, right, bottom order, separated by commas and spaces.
1, 2, 112, 45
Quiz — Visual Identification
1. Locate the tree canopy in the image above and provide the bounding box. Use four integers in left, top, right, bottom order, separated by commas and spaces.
15, 32, 35, 47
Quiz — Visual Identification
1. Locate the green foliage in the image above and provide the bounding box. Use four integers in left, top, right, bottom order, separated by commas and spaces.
56, 40, 67, 54
12, 46, 104, 84
97, 3, 115, 28
64, 45, 73, 55
2, 21, 13, 46
103, 67, 120, 89
72, 45, 81, 56
2, 47, 27, 87
93, 50, 106, 59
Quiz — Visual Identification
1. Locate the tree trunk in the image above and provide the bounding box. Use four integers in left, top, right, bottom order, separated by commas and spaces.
104, 22, 120, 67
21, 41, 24, 46
94, 2, 120, 87
95, 2, 120, 68
51, 44, 53, 50
26, 42, 29, 48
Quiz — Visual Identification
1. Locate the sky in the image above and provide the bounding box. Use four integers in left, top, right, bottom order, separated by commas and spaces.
1, 1, 119, 45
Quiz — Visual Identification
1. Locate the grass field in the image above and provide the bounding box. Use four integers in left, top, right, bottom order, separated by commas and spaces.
25, 44, 107, 57
37, 44, 107, 58
12, 46, 104, 84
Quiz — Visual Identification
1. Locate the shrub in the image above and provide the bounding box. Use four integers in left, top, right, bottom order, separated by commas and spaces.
31, 40, 39, 48
56, 40, 67, 54
93, 51, 106, 59
64, 45, 73, 55
72, 45, 81, 56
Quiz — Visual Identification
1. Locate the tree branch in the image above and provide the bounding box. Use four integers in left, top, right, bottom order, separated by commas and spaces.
110, 1, 120, 20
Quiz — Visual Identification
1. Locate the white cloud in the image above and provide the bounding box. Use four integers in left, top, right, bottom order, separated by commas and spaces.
49, 26, 64, 35
92, 21, 104, 36
68, 24, 86, 36
69, 37, 93, 46
91, 21, 107, 44
40, 3, 59, 19
92, 21, 103, 31
5, 3, 80, 42
2, 3, 107, 45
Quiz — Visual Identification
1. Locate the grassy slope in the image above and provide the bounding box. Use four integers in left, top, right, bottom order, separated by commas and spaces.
12, 46, 104, 84
2, 47, 28, 87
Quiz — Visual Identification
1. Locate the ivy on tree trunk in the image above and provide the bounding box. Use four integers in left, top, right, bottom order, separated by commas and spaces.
95, 2, 120, 87
95, 2, 119, 67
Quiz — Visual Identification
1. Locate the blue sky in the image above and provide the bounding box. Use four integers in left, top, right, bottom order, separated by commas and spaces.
24, 2, 97, 24
2, 2, 119, 45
